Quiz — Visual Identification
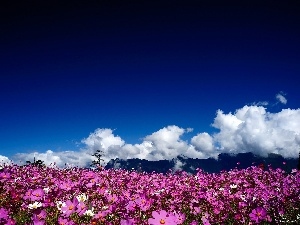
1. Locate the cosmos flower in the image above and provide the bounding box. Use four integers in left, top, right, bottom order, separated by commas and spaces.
56, 201, 66, 211
28, 201, 43, 210
249, 207, 267, 223
148, 210, 177, 225
76, 202, 87, 216
83, 208, 95, 217
61, 198, 79, 217
0, 207, 9, 220
76, 193, 88, 202
31, 188, 45, 201
120, 218, 135, 225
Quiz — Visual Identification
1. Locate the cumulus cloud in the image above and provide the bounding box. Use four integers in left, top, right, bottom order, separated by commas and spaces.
0, 155, 11, 165
80, 105, 300, 163
276, 92, 287, 104
82, 126, 194, 163
172, 158, 185, 172
13, 150, 95, 168
211, 106, 300, 158
8, 105, 300, 168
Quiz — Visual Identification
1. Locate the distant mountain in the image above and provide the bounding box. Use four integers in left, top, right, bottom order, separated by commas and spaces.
105, 152, 299, 174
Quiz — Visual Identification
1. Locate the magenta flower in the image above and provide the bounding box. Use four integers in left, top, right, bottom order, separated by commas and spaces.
120, 218, 135, 225
126, 200, 137, 212
249, 207, 267, 223
0, 172, 10, 180
59, 181, 73, 191
32, 220, 45, 225
135, 196, 152, 211
6, 218, 16, 225
58, 217, 75, 225
148, 210, 177, 225
0, 207, 9, 220
94, 210, 109, 220
61, 198, 78, 217
31, 188, 45, 201
173, 212, 185, 224
201, 212, 211, 225
32, 209, 47, 224
107, 193, 118, 203
23, 189, 33, 200
76, 201, 87, 216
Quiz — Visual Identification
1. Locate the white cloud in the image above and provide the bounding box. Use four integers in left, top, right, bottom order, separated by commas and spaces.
212, 106, 300, 158
81, 128, 125, 151
276, 92, 287, 104
186, 127, 194, 133
6, 104, 300, 168
251, 101, 269, 106
191, 133, 215, 154
172, 158, 185, 171
81, 126, 194, 162
0, 155, 11, 165
13, 150, 95, 168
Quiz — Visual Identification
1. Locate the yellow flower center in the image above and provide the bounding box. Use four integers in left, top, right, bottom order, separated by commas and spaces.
160, 219, 166, 224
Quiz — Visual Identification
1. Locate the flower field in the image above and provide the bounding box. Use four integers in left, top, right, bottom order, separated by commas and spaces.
0, 164, 299, 224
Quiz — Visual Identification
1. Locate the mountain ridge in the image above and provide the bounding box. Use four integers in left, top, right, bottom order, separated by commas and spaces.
104, 152, 298, 174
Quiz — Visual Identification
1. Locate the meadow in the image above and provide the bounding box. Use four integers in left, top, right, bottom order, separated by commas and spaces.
0, 163, 299, 224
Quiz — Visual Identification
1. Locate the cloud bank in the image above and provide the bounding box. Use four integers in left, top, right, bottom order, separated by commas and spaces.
6, 105, 300, 168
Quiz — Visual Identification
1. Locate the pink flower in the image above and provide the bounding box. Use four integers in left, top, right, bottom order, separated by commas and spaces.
0, 207, 9, 220
6, 218, 16, 225
32, 209, 47, 224
58, 217, 75, 225
249, 207, 267, 223
190, 222, 198, 225
31, 188, 45, 201
76, 201, 87, 216
201, 212, 211, 225
0, 172, 10, 181
120, 218, 135, 225
94, 210, 109, 221
61, 198, 78, 217
148, 210, 177, 225
135, 196, 151, 211
173, 212, 185, 224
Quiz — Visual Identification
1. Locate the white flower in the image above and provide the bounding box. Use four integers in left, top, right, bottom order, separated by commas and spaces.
56, 201, 66, 211
230, 184, 237, 189
154, 188, 165, 195
84, 208, 94, 217
28, 201, 42, 209
240, 194, 246, 201
219, 188, 224, 191
76, 193, 88, 202
43, 187, 50, 194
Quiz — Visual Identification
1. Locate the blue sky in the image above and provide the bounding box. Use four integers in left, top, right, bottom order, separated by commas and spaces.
1, 1, 299, 167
